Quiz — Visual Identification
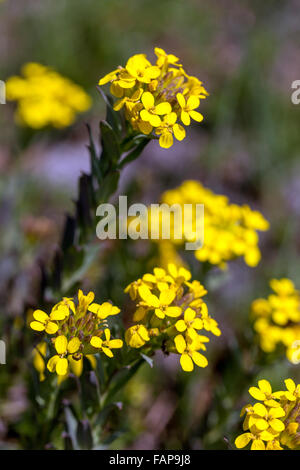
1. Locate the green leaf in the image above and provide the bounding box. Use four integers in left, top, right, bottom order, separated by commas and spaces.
97, 86, 122, 136
100, 121, 121, 172
104, 359, 144, 404
118, 137, 150, 169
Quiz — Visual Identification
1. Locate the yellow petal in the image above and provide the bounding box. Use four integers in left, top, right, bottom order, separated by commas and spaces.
149, 114, 161, 127
175, 320, 187, 332
68, 356, 83, 377
181, 110, 190, 126
251, 440, 265, 450
30, 321, 45, 332
108, 339, 123, 349
258, 379, 272, 395
189, 110, 203, 122
159, 289, 176, 306
102, 347, 113, 358
56, 357, 69, 376
180, 353, 194, 372
47, 355, 59, 373
45, 321, 58, 335
67, 337, 81, 354
184, 308, 196, 322
174, 334, 186, 354
249, 386, 265, 401
33, 310, 49, 323
141, 91, 154, 110
235, 433, 252, 449
165, 306, 182, 317
187, 96, 200, 110
176, 92, 186, 108
159, 132, 173, 149
269, 419, 285, 432
285, 378, 296, 393
138, 325, 150, 341
191, 351, 208, 368
155, 102, 172, 115
253, 403, 267, 417
90, 336, 102, 348
154, 308, 165, 319
55, 335, 68, 355
173, 123, 186, 141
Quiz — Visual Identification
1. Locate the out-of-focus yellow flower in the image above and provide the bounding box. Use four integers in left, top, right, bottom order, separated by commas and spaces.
150, 180, 269, 269
30, 290, 123, 378
125, 263, 220, 372
235, 378, 300, 450
32, 342, 47, 382
251, 279, 300, 363
98, 47, 208, 148
6, 62, 91, 129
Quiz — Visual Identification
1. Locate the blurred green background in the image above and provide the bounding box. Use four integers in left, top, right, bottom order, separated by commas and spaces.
0, 0, 300, 450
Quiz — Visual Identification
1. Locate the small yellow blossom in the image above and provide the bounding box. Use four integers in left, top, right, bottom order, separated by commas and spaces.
251, 278, 300, 362
150, 180, 269, 269
6, 62, 91, 129
29, 290, 123, 378
235, 378, 300, 450
98, 48, 208, 148
125, 325, 150, 348
125, 263, 220, 372
90, 328, 123, 358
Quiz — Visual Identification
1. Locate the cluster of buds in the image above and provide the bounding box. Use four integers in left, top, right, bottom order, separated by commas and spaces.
30, 290, 123, 377
124, 263, 221, 372
98, 47, 208, 148
251, 279, 300, 363
235, 379, 300, 450
156, 180, 269, 268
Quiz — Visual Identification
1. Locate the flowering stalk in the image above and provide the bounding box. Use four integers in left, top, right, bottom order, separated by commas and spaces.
235, 379, 300, 450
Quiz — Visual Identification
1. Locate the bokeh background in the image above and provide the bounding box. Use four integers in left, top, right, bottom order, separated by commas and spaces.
1, 0, 300, 449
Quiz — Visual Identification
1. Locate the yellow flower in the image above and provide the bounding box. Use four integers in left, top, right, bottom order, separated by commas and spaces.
125, 325, 150, 348
235, 430, 275, 450
152, 180, 269, 269
174, 334, 208, 371
47, 335, 81, 376
98, 48, 208, 148
175, 307, 204, 339
155, 113, 186, 149
139, 92, 172, 127
252, 279, 300, 362
176, 93, 203, 126
32, 342, 47, 382
235, 378, 300, 450
125, 264, 220, 372
249, 380, 280, 407
30, 290, 123, 378
88, 301, 120, 320
30, 309, 65, 334
90, 328, 123, 358
6, 63, 91, 129
125, 54, 161, 84
138, 284, 182, 319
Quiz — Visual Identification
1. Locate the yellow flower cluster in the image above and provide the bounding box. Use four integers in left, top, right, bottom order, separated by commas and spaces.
235, 379, 300, 450
124, 263, 221, 372
30, 290, 123, 378
156, 180, 269, 268
6, 62, 91, 128
98, 47, 208, 148
252, 279, 300, 363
